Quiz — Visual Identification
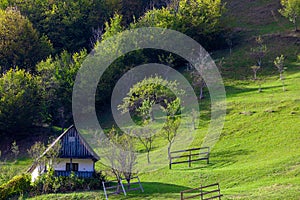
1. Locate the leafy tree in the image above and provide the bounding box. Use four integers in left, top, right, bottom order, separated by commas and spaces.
12, 0, 111, 52
27, 141, 46, 163
0, 7, 52, 71
0, 68, 42, 133
131, 0, 226, 50
160, 97, 182, 159
162, 116, 180, 160
102, 13, 125, 41
132, 125, 156, 164
118, 76, 185, 117
36, 50, 87, 130
0, 0, 8, 9
279, 0, 300, 31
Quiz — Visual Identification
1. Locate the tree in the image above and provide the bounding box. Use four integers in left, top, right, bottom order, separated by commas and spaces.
102, 13, 125, 41
27, 141, 46, 163
0, 7, 52, 71
160, 98, 181, 159
11, 141, 19, 160
162, 116, 180, 160
105, 127, 137, 188
27, 141, 46, 173
12, 0, 111, 52
118, 76, 185, 118
131, 0, 226, 50
249, 36, 267, 92
0, 68, 43, 133
250, 65, 261, 81
274, 55, 287, 91
132, 126, 156, 164
250, 36, 267, 69
279, 0, 300, 31
36, 50, 87, 130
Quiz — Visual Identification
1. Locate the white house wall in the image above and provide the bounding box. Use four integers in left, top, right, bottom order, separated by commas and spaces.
31, 166, 40, 182
53, 158, 94, 171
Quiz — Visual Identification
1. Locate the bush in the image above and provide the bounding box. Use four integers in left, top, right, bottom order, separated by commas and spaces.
0, 174, 31, 200
31, 169, 106, 195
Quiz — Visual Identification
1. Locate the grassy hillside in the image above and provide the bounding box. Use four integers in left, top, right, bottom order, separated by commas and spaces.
26, 67, 300, 200
1, 0, 300, 199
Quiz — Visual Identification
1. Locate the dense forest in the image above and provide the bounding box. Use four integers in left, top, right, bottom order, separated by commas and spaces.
0, 0, 227, 134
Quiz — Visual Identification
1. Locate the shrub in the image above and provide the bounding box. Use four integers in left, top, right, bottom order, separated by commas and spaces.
0, 174, 31, 200
31, 169, 106, 195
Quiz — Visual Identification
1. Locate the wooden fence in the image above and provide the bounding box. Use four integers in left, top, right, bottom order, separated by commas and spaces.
169, 147, 209, 169
180, 183, 223, 200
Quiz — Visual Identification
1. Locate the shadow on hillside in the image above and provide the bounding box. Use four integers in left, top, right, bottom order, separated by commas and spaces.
128, 182, 191, 195
225, 84, 283, 97
120, 182, 191, 199
209, 149, 254, 168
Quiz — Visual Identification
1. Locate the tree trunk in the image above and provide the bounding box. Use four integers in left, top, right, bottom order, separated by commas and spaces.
199, 86, 204, 99
150, 109, 155, 121
282, 80, 286, 91
147, 150, 151, 164
294, 16, 298, 31
253, 71, 257, 80
167, 143, 172, 160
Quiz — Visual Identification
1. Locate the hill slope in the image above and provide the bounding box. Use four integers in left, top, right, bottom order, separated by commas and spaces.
3, 0, 300, 199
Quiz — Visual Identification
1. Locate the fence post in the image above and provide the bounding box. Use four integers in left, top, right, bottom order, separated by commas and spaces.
188, 150, 191, 167
207, 147, 210, 164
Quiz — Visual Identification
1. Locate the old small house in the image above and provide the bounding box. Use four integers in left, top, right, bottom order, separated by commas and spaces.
28, 125, 100, 182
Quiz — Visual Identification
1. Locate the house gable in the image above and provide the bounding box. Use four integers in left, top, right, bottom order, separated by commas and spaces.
60, 126, 99, 161
41, 125, 100, 161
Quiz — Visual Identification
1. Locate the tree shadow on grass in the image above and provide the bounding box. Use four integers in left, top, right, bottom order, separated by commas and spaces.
225, 84, 283, 97
111, 182, 191, 199
209, 149, 255, 168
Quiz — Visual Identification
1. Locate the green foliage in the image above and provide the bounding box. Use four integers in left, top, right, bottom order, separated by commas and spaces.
131, 0, 226, 50
0, 165, 18, 186
0, 68, 42, 133
12, 0, 110, 52
102, 13, 124, 41
36, 50, 87, 128
279, 0, 300, 31
0, 7, 52, 71
31, 168, 105, 195
27, 142, 46, 162
0, 174, 31, 200
0, 0, 8, 9
118, 76, 185, 117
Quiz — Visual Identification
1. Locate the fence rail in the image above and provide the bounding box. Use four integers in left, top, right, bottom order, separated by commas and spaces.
180, 183, 223, 200
169, 147, 210, 169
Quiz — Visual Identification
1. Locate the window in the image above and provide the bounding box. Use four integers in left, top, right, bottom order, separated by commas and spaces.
66, 163, 79, 171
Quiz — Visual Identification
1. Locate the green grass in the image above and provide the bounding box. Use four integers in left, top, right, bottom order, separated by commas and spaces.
3, 0, 300, 199
25, 68, 300, 200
